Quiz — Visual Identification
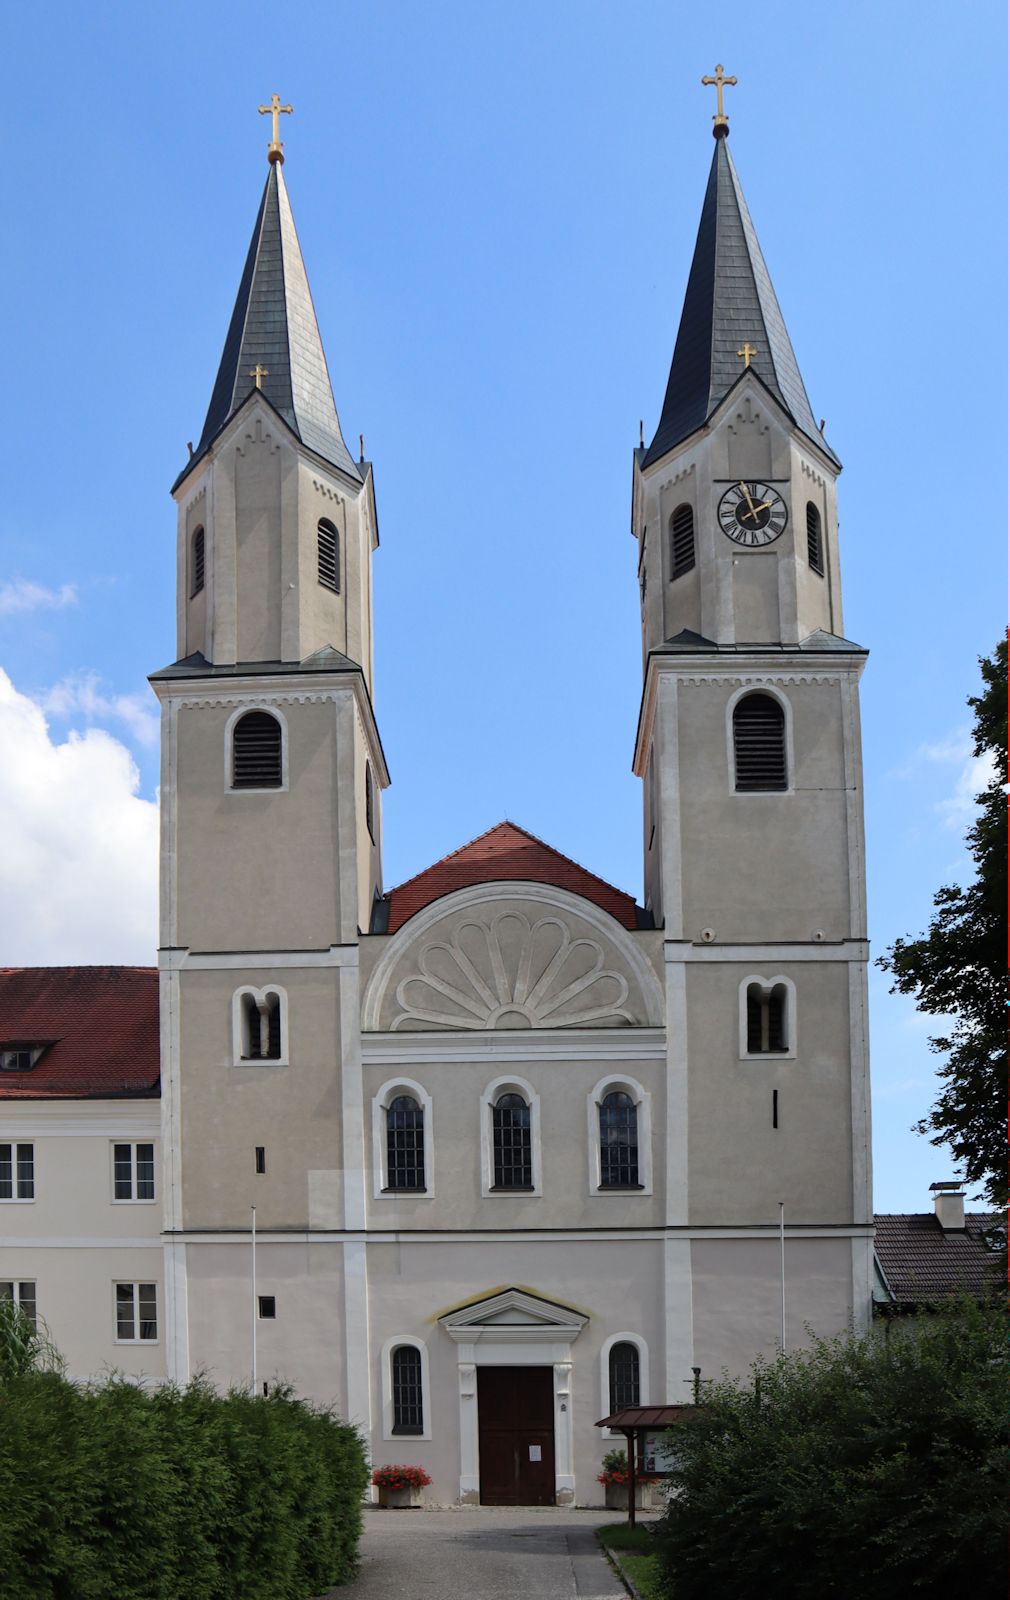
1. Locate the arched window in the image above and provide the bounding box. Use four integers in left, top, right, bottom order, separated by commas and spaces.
190, 527, 205, 597
732, 693, 787, 792
492, 1093, 532, 1189
806, 502, 824, 576
232, 710, 282, 789
670, 503, 695, 580
386, 1095, 425, 1192
317, 518, 339, 592
599, 1091, 640, 1188
365, 762, 375, 842
746, 981, 788, 1053
239, 990, 283, 1061
609, 1341, 641, 1412
391, 1344, 424, 1434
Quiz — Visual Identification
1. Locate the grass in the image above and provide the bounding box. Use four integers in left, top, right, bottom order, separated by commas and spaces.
597, 1522, 665, 1600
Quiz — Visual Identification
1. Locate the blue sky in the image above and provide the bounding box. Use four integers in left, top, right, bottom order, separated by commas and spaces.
1, 1, 1004, 1209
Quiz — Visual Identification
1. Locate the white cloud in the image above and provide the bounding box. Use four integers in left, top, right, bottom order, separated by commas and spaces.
38, 671, 160, 748
0, 579, 77, 616
0, 669, 158, 964
897, 728, 997, 831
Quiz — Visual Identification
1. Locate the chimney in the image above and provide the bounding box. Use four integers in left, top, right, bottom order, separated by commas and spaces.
929, 1181, 965, 1231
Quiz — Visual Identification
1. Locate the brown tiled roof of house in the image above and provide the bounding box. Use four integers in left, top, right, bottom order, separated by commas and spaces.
0, 967, 160, 1099
382, 821, 643, 934
873, 1212, 1003, 1308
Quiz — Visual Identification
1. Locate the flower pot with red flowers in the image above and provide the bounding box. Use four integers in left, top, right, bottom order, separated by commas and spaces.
597, 1449, 664, 1510
372, 1464, 432, 1508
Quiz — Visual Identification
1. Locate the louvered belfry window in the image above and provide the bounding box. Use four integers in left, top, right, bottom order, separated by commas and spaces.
386, 1095, 425, 1191
190, 527, 205, 597
492, 1093, 532, 1189
609, 1341, 641, 1411
317, 518, 339, 592
392, 1345, 424, 1434
599, 1091, 640, 1187
733, 693, 787, 792
670, 503, 696, 580
232, 711, 282, 789
806, 502, 824, 576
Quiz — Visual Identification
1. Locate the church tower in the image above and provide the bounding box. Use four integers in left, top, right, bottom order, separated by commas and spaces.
151, 113, 387, 1397
632, 78, 872, 1293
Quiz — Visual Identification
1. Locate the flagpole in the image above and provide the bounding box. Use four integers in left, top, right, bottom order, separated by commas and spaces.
778, 1201, 786, 1353
251, 1204, 258, 1396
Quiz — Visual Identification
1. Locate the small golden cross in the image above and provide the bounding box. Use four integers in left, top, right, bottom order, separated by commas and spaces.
702, 63, 737, 132
249, 363, 269, 389
258, 93, 293, 164
737, 343, 757, 368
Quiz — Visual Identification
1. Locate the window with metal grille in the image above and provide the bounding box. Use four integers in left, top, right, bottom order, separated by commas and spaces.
0, 1143, 34, 1201
732, 693, 787, 791
190, 526, 205, 596
318, 518, 339, 592
116, 1282, 157, 1342
241, 992, 282, 1061
670, 503, 695, 580
609, 1341, 641, 1411
232, 710, 282, 789
599, 1092, 640, 1187
746, 983, 788, 1053
113, 1142, 156, 1201
386, 1095, 425, 1191
392, 1345, 424, 1434
365, 762, 375, 842
806, 502, 824, 576
492, 1093, 532, 1189
0, 1280, 37, 1329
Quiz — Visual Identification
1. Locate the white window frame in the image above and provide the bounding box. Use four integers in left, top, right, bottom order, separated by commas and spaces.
480, 1075, 542, 1198
380, 1334, 432, 1441
738, 974, 797, 1061
725, 683, 795, 797
599, 1331, 650, 1435
0, 1141, 35, 1202
588, 1076, 653, 1195
0, 1279, 37, 1327
113, 1280, 159, 1345
372, 1078, 434, 1200
224, 703, 289, 794
232, 985, 289, 1067
110, 1140, 157, 1203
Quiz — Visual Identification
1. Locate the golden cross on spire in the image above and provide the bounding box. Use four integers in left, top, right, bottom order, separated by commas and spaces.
737, 343, 757, 368
702, 63, 737, 136
258, 93, 293, 164
249, 363, 269, 389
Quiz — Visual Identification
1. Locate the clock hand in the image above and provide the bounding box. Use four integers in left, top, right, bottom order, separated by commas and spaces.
738, 481, 758, 516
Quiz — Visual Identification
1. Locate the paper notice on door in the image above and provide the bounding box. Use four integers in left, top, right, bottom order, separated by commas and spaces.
528, 1445, 542, 1461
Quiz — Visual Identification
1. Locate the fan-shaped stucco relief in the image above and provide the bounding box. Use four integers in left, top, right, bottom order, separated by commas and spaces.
363, 885, 663, 1032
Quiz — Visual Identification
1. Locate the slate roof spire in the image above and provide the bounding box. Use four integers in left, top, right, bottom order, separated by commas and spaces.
194, 160, 359, 480
643, 133, 839, 469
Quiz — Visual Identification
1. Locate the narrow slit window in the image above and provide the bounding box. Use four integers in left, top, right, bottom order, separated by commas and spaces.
806, 502, 824, 576
232, 711, 282, 789
733, 693, 787, 791
190, 526, 205, 596
491, 1093, 532, 1189
385, 1095, 425, 1191
609, 1341, 641, 1411
599, 1092, 640, 1188
258, 1296, 276, 1320
670, 504, 696, 580
392, 1345, 424, 1434
318, 518, 339, 592
255, 1147, 266, 1174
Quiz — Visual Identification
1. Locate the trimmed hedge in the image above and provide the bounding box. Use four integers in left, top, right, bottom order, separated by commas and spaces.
0, 1374, 369, 1599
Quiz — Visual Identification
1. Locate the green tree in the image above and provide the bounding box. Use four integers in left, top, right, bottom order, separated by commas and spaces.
878, 637, 1006, 1209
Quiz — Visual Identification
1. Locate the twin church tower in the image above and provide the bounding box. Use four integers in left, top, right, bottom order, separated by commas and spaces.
151, 79, 871, 1506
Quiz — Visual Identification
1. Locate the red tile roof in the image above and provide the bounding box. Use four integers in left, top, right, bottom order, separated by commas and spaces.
0, 967, 160, 1099
383, 821, 642, 933
873, 1212, 1003, 1307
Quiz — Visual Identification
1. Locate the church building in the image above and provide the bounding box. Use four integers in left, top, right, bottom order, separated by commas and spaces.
0, 80, 872, 1506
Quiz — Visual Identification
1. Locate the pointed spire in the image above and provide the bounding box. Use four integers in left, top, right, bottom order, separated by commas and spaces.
643, 137, 839, 469
194, 162, 359, 480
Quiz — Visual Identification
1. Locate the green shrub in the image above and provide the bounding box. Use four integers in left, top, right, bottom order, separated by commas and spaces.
655, 1300, 1007, 1600
0, 1372, 369, 1599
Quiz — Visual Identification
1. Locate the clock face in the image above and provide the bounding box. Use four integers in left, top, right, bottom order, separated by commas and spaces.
718, 481, 788, 546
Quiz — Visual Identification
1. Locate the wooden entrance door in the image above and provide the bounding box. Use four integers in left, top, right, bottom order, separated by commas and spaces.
477, 1366, 556, 1505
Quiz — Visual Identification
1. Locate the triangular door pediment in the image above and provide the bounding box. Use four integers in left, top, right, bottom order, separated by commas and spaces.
438, 1286, 589, 1344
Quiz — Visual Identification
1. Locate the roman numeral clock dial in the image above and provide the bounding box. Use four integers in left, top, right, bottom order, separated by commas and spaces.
718, 481, 788, 546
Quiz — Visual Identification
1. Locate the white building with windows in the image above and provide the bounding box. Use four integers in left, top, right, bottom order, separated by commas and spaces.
0, 101, 873, 1506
